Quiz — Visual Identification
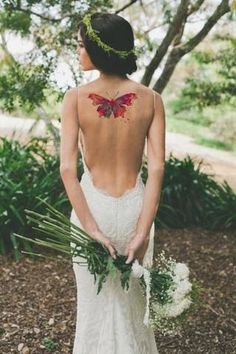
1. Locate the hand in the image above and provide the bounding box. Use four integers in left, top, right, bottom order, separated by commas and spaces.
124, 233, 150, 265
92, 229, 117, 260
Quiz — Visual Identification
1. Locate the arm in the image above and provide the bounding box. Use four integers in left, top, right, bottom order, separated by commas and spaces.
60, 88, 100, 234
125, 91, 165, 264
60, 88, 117, 259
135, 91, 166, 238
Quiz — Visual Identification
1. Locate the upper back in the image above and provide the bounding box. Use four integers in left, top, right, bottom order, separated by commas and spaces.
77, 79, 155, 177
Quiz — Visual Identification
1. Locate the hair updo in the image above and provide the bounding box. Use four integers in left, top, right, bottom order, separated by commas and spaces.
78, 12, 137, 76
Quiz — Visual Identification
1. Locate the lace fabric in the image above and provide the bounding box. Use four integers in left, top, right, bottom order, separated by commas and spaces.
70, 139, 158, 353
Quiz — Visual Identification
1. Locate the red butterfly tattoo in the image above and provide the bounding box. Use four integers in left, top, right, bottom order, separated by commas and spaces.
88, 92, 137, 118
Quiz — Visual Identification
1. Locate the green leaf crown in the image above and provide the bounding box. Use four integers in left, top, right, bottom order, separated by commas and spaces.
82, 13, 137, 59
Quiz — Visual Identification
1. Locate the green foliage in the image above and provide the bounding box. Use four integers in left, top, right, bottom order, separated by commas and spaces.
176, 38, 236, 110
0, 0, 113, 114
0, 62, 56, 112
210, 109, 236, 148
167, 101, 236, 152
193, 137, 231, 151
157, 154, 215, 228
42, 337, 58, 351
0, 10, 31, 35
156, 154, 236, 230
82, 13, 136, 58
114, 154, 236, 230
1, 138, 235, 258
0, 137, 80, 258
170, 100, 211, 126
182, 78, 224, 108
205, 181, 236, 229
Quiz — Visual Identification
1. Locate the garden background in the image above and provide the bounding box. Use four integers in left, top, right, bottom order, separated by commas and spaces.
0, 0, 236, 353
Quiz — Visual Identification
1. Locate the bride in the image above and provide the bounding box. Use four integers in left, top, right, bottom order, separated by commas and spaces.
60, 12, 165, 354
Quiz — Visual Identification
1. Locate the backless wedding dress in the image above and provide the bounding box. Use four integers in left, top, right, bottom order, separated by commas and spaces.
70, 92, 159, 353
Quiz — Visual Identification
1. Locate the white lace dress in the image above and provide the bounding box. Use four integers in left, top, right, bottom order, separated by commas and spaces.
70, 142, 159, 354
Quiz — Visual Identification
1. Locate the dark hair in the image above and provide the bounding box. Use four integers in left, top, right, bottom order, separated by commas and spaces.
78, 12, 137, 76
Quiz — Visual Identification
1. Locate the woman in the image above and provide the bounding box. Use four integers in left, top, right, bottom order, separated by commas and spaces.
60, 12, 165, 354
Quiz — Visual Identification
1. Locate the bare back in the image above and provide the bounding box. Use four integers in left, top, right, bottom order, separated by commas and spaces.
77, 79, 155, 197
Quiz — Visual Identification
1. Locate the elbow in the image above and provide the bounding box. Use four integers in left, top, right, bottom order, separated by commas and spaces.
59, 164, 67, 177
148, 163, 165, 175
59, 164, 77, 180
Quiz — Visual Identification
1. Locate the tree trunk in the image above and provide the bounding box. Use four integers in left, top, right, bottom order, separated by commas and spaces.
153, 48, 182, 93
153, 0, 230, 93
141, 0, 190, 86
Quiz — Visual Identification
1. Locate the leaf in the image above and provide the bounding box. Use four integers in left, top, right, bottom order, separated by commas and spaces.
120, 270, 132, 291
106, 256, 117, 280
96, 272, 108, 295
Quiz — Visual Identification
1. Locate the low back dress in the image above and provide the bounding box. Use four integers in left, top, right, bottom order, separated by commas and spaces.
70, 89, 159, 354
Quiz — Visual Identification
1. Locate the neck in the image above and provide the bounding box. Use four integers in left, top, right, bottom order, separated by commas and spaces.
99, 71, 128, 82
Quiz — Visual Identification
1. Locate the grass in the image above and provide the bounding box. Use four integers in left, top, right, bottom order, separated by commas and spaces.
166, 115, 209, 138
165, 101, 236, 152
193, 137, 232, 151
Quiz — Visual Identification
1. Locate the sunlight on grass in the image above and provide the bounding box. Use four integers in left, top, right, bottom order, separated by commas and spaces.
166, 116, 209, 138
193, 137, 232, 151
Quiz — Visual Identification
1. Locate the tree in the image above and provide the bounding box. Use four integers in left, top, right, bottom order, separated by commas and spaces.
140, 0, 232, 92
0, 0, 234, 148
174, 36, 236, 110
0, 0, 114, 148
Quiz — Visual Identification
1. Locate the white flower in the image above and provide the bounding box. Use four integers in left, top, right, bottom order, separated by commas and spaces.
165, 297, 192, 317
143, 268, 151, 326
131, 260, 151, 327
152, 296, 192, 319
152, 302, 166, 317
131, 259, 144, 278
173, 263, 190, 281
172, 279, 192, 302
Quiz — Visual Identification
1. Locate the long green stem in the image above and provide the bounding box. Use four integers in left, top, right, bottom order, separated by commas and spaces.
26, 211, 93, 244
26, 203, 99, 241
13, 233, 72, 255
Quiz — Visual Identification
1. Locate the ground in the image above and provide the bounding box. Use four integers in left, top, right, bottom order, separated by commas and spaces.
1, 227, 235, 354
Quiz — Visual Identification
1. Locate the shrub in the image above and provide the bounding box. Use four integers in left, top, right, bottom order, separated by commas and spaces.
0, 137, 82, 259
156, 153, 236, 230
1, 138, 235, 260
210, 111, 236, 148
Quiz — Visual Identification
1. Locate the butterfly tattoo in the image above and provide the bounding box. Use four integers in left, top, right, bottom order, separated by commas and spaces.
88, 92, 137, 118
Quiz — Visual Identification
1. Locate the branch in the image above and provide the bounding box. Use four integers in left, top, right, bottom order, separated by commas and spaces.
143, 19, 171, 34
141, 0, 190, 86
8, 4, 65, 22
152, 47, 182, 93
153, 0, 230, 93
180, 0, 230, 55
115, 0, 138, 14
188, 0, 205, 16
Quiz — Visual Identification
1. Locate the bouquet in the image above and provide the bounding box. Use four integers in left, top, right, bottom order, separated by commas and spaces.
14, 200, 197, 333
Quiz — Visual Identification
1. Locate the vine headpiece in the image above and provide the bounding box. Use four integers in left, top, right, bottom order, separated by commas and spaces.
81, 13, 136, 59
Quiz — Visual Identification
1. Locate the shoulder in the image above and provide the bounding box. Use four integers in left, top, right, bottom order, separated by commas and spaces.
65, 82, 97, 101
131, 81, 163, 100
152, 90, 164, 108
135, 84, 165, 117
62, 85, 90, 107
62, 87, 78, 106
